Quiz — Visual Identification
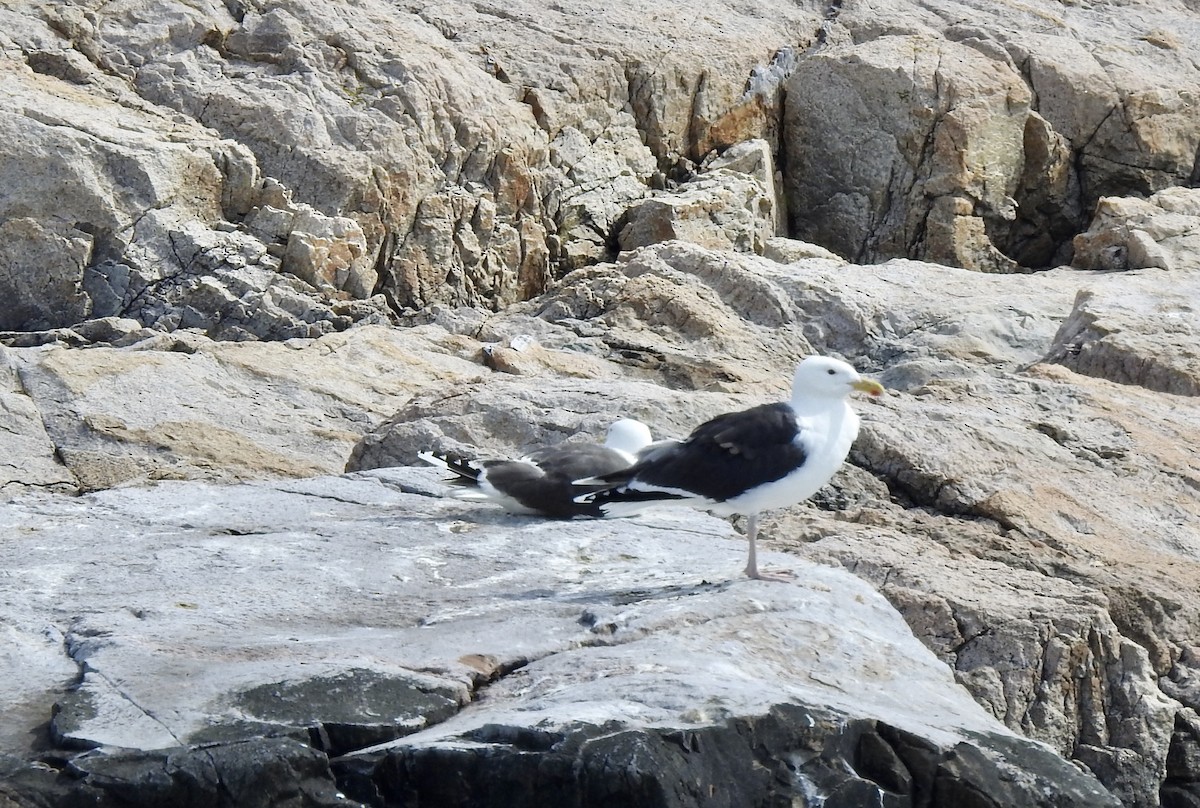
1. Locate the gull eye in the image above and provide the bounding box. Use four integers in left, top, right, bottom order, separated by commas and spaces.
826, 368, 836, 375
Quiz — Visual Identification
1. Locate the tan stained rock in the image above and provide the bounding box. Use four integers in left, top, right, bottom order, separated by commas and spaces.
1073, 188, 1200, 273
762, 237, 844, 264
282, 208, 377, 299
618, 169, 775, 255
5, 325, 487, 490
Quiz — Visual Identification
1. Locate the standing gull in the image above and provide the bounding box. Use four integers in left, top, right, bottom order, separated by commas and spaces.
418, 419, 653, 518
577, 357, 884, 581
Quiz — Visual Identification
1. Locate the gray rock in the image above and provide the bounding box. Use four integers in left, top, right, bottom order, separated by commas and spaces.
763, 236, 845, 264
1047, 190, 1200, 395
1073, 189, 1200, 274
347, 375, 738, 470
1048, 287, 1200, 396
357, 240, 1200, 805
6, 0, 1200, 321
6, 738, 354, 808
3, 226, 1196, 803
783, 35, 1029, 269
701, 139, 782, 232
3, 1, 1200, 802
618, 169, 775, 254
0, 218, 94, 330
338, 711, 1116, 808
0, 346, 76, 492
0, 469, 1116, 807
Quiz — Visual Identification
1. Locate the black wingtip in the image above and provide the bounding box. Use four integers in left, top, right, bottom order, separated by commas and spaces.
582, 487, 689, 507
419, 450, 484, 482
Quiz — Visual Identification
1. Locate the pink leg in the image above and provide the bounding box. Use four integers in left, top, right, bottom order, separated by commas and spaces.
742, 513, 794, 582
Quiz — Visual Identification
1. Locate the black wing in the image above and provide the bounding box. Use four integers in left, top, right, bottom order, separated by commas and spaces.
597, 403, 806, 504
487, 444, 635, 518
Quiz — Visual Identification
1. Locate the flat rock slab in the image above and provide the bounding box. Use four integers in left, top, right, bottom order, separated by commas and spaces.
0, 468, 1114, 805
0, 324, 489, 492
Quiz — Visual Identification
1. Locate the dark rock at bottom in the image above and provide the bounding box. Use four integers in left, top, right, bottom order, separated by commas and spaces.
0, 738, 353, 808
0, 702, 1122, 808
334, 703, 1119, 808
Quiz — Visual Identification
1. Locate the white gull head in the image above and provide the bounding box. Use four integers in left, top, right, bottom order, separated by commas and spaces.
791, 356, 885, 403
604, 418, 654, 463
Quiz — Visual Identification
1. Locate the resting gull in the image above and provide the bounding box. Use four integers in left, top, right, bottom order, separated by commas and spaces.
419, 419, 653, 518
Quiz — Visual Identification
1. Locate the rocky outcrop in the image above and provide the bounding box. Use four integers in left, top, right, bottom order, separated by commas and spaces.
1071, 187, 1200, 273
619, 168, 775, 255
0, 324, 490, 492
1050, 188, 1200, 396
340, 709, 1114, 808
4, 0, 1200, 805
0, 469, 1117, 808
783, 35, 1030, 270
5, 0, 1198, 340
2, 197, 1198, 807
345, 227, 1200, 805
0, 738, 350, 808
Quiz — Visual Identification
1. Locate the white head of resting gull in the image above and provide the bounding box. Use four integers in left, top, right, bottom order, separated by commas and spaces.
418, 419, 653, 518
576, 357, 884, 581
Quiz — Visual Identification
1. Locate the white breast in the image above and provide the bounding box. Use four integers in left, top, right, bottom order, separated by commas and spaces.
714, 402, 859, 516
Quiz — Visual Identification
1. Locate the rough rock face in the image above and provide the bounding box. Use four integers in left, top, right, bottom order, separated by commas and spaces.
3, 0, 551, 329
619, 168, 775, 255
6, 0, 1198, 341
1071, 187, 1200, 274
1052, 188, 1200, 396
3, 241, 1199, 806
784, 34, 1031, 270
0, 323, 491, 492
